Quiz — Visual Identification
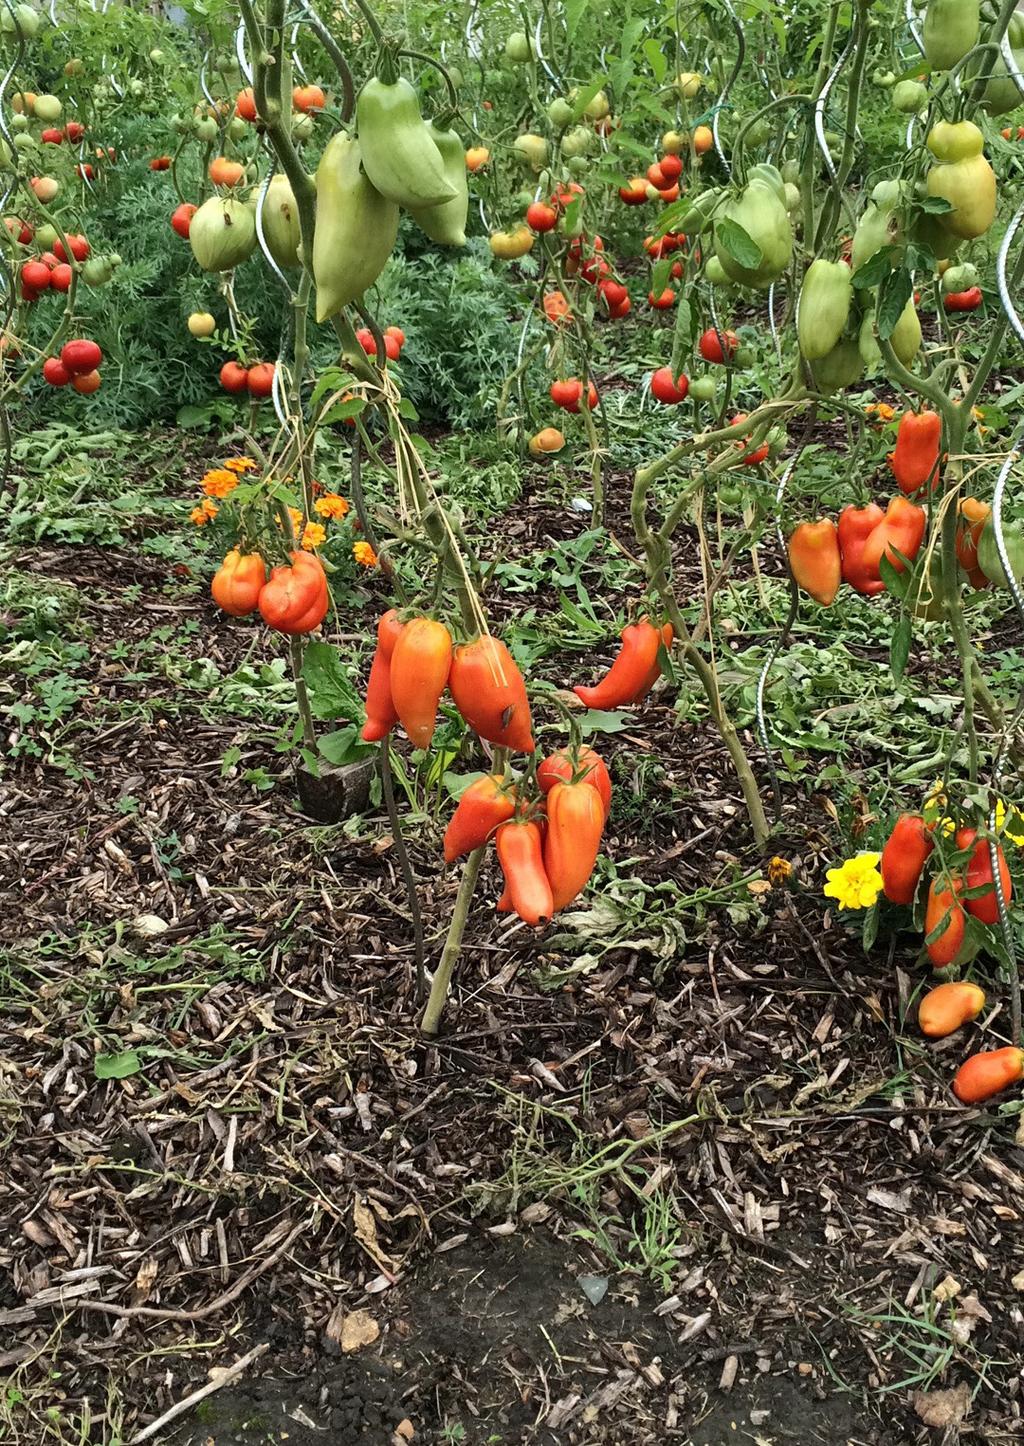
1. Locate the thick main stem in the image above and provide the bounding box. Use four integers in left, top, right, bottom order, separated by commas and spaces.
420, 845, 486, 1036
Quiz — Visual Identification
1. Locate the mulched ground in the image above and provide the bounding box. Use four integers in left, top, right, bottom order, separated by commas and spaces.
2, 454, 1024, 1445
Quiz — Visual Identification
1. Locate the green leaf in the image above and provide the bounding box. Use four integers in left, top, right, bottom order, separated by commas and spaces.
650, 254, 673, 297
877, 267, 913, 339
890, 610, 912, 682
643, 37, 667, 83
570, 79, 606, 123
715, 217, 763, 270
442, 769, 487, 800
579, 710, 632, 737
916, 194, 953, 214
95, 1049, 141, 1080
851, 246, 894, 289
320, 395, 365, 427
670, 296, 693, 380
318, 727, 369, 766
302, 641, 361, 722
879, 551, 908, 598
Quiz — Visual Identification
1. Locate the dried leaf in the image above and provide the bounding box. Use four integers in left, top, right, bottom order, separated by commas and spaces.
910, 1383, 970, 1428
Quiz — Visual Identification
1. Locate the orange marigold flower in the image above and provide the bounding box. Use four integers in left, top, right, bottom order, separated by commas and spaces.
301, 521, 326, 550
874, 403, 895, 421
353, 540, 377, 568
201, 468, 239, 499
223, 456, 256, 473
314, 492, 350, 520
190, 500, 218, 525
767, 856, 792, 887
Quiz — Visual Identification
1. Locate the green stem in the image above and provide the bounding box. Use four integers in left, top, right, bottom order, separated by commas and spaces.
420, 845, 486, 1036
289, 637, 318, 750
380, 743, 426, 998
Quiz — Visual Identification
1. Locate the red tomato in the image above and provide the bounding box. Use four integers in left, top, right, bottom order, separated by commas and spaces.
383, 334, 401, 360
598, 278, 628, 310
236, 87, 258, 121
220, 360, 250, 393
41, 127, 64, 145
648, 287, 675, 309
54, 233, 89, 262
698, 327, 739, 364
385, 325, 406, 347
60, 338, 102, 374
647, 162, 667, 188
21, 260, 51, 291
171, 202, 197, 238
659, 154, 683, 182
246, 362, 276, 398
49, 263, 72, 291
651, 367, 689, 404
42, 357, 71, 387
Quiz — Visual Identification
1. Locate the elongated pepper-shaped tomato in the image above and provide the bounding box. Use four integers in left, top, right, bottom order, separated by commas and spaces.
496, 820, 553, 925
861, 496, 926, 577
918, 981, 986, 1039
889, 410, 941, 496
953, 1046, 1024, 1104
788, 519, 841, 605
388, 616, 452, 749
574, 619, 672, 709
881, 813, 934, 905
443, 773, 516, 862
537, 746, 612, 819
211, 550, 267, 617
837, 504, 885, 596
543, 780, 605, 913
956, 826, 1013, 926
448, 635, 534, 752
955, 497, 991, 574
925, 875, 968, 968
361, 609, 405, 743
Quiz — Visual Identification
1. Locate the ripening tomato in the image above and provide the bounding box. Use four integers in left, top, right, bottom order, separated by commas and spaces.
220, 360, 250, 393
544, 780, 605, 912
389, 617, 453, 750
385, 325, 406, 347
448, 635, 534, 752
71, 369, 101, 394
258, 553, 329, 635
918, 981, 985, 1039
361, 609, 405, 742
648, 287, 675, 309
236, 87, 258, 121
444, 774, 517, 862
526, 201, 558, 232
658, 153, 683, 182
49, 263, 72, 291
953, 1047, 1024, 1104
619, 177, 648, 205
495, 820, 553, 926
210, 156, 245, 187
211, 550, 267, 617
292, 84, 325, 112
537, 746, 612, 818
21, 260, 51, 291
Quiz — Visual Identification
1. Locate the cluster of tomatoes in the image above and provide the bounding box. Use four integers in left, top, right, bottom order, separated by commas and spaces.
39, 120, 86, 145
879, 808, 1022, 1106
149, 155, 173, 172
212, 548, 330, 634
41, 337, 103, 392
354, 324, 407, 362
235, 82, 326, 122
219, 360, 276, 398
19, 231, 90, 298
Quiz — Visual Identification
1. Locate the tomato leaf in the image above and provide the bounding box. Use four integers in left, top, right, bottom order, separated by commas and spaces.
643, 37, 667, 83
863, 898, 880, 953
302, 641, 362, 721
877, 267, 913, 339
95, 1049, 141, 1081
851, 247, 894, 289
890, 610, 912, 682
879, 551, 909, 597
916, 194, 953, 214
715, 217, 762, 270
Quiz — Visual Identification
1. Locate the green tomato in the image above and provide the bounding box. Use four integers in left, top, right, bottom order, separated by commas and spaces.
0, 3, 40, 38
505, 32, 534, 63
872, 69, 897, 87
547, 96, 573, 128
227, 116, 247, 141
33, 93, 62, 122
892, 80, 928, 113
718, 483, 743, 508
690, 376, 717, 402
10, 113, 28, 132
704, 254, 730, 286
34, 223, 58, 249
566, 155, 589, 176
977, 519, 1024, 588
149, 48, 165, 64
733, 344, 755, 368
744, 118, 771, 148
194, 117, 218, 143
291, 113, 313, 141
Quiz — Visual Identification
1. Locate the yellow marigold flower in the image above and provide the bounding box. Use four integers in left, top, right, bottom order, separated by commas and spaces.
923, 781, 956, 836
823, 852, 883, 911
223, 456, 256, 473
767, 856, 792, 887
994, 800, 1024, 847
301, 521, 326, 550
353, 540, 378, 568
314, 492, 350, 521
201, 468, 239, 499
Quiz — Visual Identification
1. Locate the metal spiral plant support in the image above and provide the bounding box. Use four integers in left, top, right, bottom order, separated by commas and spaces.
814, 32, 854, 182
904, 0, 925, 55
755, 456, 800, 819
713, 0, 745, 178
235, 21, 254, 85
1000, 25, 1024, 99
254, 167, 293, 430
996, 204, 1024, 346
533, 15, 558, 89
767, 281, 782, 363
291, 24, 308, 82
0, 0, 27, 498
